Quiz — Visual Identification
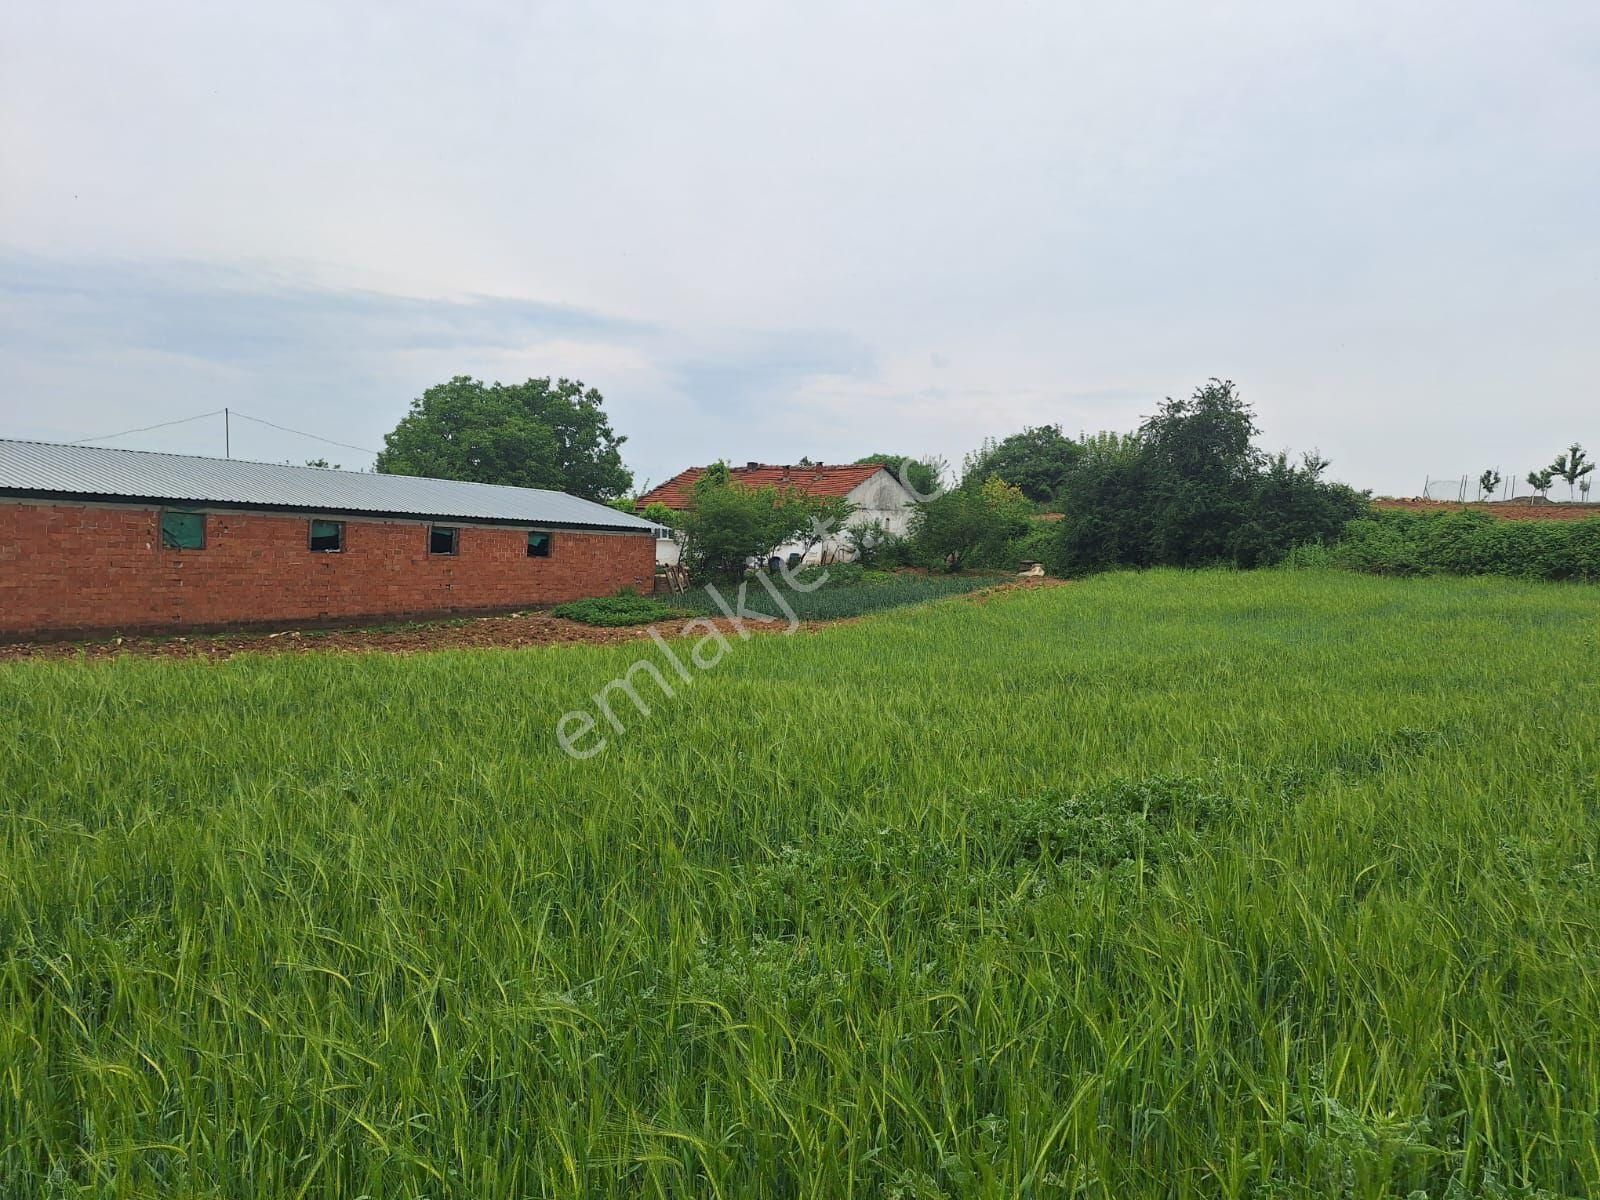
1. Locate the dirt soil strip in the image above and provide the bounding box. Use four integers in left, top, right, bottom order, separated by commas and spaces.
0, 579, 1065, 664
1374, 499, 1600, 521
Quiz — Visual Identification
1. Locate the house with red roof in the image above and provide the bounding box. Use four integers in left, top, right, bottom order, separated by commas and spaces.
636, 461, 921, 567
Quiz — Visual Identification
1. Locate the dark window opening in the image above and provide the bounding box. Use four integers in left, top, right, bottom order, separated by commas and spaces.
429, 526, 459, 555
527, 531, 552, 558
309, 519, 344, 552
160, 510, 206, 550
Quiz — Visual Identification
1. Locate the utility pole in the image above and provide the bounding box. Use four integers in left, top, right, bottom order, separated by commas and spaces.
224, 408, 230, 458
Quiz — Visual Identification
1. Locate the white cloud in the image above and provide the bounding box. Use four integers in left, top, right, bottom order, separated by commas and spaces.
2, 0, 1597, 493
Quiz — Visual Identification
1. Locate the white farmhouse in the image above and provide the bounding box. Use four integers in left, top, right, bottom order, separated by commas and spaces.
637, 462, 919, 567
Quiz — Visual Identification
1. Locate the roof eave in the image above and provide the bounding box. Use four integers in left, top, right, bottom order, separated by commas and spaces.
0, 488, 655, 534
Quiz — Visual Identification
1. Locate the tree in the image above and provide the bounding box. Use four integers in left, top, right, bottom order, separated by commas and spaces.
1051, 382, 1368, 574
855, 453, 945, 500
676, 466, 854, 580
960, 425, 1081, 504
1525, 467, 1556, 501
1230, 452, 1368, 568
1550, 444, 1593, 500
1478, 469, 1501, 501
1075, 430, 1141, 471
1137, 379, 1262, 566
908, 477, 1032, 571
376, 375, 631, 501
1054, 445, 1155, 572
640, 501, 680, 529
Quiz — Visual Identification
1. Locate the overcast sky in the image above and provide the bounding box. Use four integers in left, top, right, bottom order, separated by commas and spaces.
3, 1, 1596, 497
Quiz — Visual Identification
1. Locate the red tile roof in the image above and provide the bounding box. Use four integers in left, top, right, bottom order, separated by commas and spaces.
637, 463, 886, 510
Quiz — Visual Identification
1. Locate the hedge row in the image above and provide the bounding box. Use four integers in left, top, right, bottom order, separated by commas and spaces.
1329, 509, 1600, 582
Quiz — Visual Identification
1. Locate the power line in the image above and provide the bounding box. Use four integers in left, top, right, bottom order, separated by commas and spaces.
67, 406, 380, 460
229, 411, 381, 458
70, 410, 225, 444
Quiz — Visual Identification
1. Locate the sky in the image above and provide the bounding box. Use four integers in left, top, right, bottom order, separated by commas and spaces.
2, 1, 1597, 498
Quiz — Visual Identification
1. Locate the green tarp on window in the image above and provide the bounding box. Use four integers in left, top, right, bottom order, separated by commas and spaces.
160, 510, 205, 550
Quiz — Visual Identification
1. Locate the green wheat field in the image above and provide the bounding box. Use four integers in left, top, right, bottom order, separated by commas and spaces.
3, 570, 1598, 1198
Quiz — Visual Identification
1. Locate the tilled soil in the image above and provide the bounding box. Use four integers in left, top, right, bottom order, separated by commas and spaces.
0, 611, 777, 663
0, 579, 1063, 663
1374, 499, 1600, 521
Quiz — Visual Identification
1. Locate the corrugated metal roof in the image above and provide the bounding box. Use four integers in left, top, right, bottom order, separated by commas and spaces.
0, 439, 655, 531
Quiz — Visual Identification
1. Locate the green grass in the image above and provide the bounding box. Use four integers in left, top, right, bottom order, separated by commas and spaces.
676, 565, 1001, 621
550, 593, 682, 627
2, 570, 1598, 1198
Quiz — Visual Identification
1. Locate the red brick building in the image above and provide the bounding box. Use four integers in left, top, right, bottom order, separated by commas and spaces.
0, 440, 657, 641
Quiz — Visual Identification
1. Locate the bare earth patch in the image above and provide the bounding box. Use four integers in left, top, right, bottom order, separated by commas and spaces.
0, 612, 750, 662
1374, 498, 1600, 521
0, 579, 1067, 663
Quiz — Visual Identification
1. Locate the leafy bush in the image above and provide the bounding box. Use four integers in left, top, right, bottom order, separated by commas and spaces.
907, 477, 1033, 570
640, 500, 680, 529
1052, 380, 1368, 574
843, 518, 912, 569
550, 593, 679, 626
1003, 519, 1058, 569
1231, 453, 1370, 568
676, 463, 854, 581
1333, 510, 1600, 582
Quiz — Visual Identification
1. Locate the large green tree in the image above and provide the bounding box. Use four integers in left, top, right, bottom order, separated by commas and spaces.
1136, 379, 1261, 565
961, 425, 1081, 504
1054, 380, 1367, 573
376, 376, 632, 501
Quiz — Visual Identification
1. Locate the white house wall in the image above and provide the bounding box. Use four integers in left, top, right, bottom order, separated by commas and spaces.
774, 470, 919, 564
843, 471, 918, 537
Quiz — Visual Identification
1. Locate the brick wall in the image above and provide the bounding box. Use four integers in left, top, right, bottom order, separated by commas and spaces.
0, 501, 656, 640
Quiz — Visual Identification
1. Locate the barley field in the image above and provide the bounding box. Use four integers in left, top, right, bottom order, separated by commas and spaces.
2, 570, 1597, 1198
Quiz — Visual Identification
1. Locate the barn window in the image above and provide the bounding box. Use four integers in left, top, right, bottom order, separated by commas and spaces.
527, 531, 552, 558
160, 510, 206, 550
309, 520, 344, 552
429, 526, 459, 555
